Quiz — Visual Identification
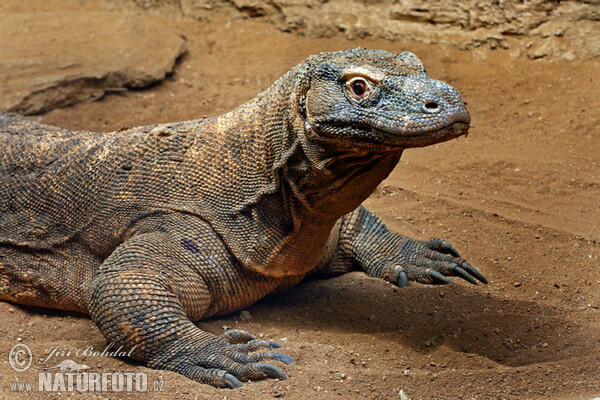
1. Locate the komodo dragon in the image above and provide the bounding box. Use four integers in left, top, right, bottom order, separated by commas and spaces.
0, 48, 486, 388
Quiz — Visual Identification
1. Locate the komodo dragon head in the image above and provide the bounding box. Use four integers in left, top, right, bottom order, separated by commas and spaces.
295, 48, 470, 150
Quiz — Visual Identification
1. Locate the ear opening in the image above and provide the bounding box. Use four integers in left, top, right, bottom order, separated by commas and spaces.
287, 66, 312, 133
298, 93, 307, 120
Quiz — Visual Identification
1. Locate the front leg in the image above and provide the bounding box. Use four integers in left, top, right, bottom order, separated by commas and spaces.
87, 229, 292, 388
324, 206, 487, 287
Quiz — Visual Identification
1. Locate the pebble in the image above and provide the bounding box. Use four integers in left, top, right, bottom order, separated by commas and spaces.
240, 310, 252, 321
514, 282, 522, 287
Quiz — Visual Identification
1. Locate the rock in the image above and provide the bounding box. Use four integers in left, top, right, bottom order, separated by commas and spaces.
0, 12, 186, 114
107, 0, 600, 62
240, 310, 252, 321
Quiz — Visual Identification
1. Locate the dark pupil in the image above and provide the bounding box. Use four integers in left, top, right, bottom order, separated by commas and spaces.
352, 81, 365, 96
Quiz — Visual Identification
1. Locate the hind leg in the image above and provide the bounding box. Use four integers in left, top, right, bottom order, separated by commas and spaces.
0, 244, 100, 313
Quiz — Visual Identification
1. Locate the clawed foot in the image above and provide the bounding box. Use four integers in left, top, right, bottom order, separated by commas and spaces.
378, 237, 487, 288
152, 328, 293, 388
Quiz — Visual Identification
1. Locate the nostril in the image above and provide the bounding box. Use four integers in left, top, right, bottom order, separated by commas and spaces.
421, 100, 441, 114
425, 102, 439, 110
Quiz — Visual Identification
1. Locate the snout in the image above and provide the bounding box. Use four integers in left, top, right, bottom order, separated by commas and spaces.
423, 80, 471, 125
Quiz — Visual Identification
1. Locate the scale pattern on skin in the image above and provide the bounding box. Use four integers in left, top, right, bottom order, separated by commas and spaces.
0, 48, 485, 388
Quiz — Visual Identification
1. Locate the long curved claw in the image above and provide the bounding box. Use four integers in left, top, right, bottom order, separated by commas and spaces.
429, 238, 461, 257
397, 270, 409, 288
428, 270, 453, 284
224, 373, 243, 389
463, 262, 488, 284
444, 243, 461, 258
257, 364, 288, 380
270, 352, 295, 365
451, 264, 478, 285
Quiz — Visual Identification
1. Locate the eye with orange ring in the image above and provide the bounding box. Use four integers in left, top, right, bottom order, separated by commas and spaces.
346, 77, 372, 99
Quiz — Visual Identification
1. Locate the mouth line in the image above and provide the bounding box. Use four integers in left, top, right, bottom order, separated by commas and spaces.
390, 121, 469, 137
375, 121, 470, 146
312, 120, 470, 148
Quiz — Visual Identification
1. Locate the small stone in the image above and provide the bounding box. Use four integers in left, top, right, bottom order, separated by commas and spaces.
8, 307, 15, 313
280, 337, 289, 342
541, 342, 548, 348
514, 282, 522, 287
240, 310, 252, 321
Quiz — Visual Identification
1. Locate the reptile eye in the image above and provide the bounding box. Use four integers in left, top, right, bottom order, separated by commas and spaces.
347, 78, 370, 98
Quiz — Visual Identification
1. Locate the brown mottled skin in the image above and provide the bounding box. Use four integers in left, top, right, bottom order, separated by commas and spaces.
0, 48, 486, 388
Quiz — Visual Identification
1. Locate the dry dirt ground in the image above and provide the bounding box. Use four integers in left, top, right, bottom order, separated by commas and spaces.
1, 13, 599, 400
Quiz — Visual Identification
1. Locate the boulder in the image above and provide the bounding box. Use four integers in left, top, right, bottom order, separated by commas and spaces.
0, 12, 186, 114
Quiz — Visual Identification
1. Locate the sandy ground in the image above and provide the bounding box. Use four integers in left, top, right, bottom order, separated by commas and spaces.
1, 15, 599, 400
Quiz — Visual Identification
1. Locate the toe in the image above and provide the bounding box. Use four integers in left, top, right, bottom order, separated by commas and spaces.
223, 373, 243, 389
223, 329, 256, 344
450, 264, 478, 285
231, 339, 283, 353
424, 238, 461, 257
183, 366, 243, 389
397, 270, 409, 288
255, 363, 288, 380
428, 270, 453, 284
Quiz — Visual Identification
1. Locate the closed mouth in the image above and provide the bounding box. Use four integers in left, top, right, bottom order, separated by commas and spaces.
311, 119, 470, 149
377, 121, 470, 148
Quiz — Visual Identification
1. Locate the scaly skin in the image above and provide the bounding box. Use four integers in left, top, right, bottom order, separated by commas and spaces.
0, 48, 486, 388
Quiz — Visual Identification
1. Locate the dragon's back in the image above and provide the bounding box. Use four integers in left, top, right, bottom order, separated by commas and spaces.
0, 112, 121, 250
